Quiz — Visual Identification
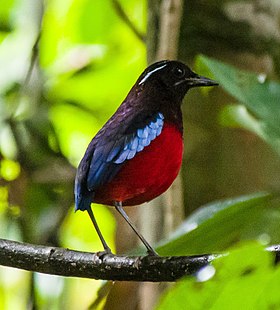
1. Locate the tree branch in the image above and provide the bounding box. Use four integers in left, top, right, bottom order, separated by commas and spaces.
0, 238, 216, 282
1, 239, 279, 282
111, 0, 146, 42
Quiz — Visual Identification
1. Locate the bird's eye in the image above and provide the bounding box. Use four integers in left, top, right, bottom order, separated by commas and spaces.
173, 66, 185, 78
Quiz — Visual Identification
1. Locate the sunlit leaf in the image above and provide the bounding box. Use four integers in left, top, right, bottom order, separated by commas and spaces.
156, 193, 276, 255
0, 0, 15, 32
157, 243, 280, 310
0, 158, 20, 181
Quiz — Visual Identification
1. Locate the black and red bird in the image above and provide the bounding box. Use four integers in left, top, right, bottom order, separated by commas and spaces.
75, 60, 218, 255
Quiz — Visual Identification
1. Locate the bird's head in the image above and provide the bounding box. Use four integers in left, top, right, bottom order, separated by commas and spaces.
136, 60, 218, 103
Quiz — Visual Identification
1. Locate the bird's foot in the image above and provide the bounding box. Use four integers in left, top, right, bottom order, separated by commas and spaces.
147, 248, 159, 256
96, 248, 114, 258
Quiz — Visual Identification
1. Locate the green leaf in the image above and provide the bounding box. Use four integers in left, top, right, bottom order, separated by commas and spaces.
0, 0, 15, 32
157, 243, 280, 310
219, 105, 280, 155
195, 55, 280, 155
156, 193, 276, 255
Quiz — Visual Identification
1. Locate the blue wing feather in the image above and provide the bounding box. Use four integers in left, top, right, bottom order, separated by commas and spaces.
127, 149, 137, 160
130, 137, 139, 150
106, 142, 122, 162
114, 148, 131, 164
137, 144, 144, 152
112, 113, 163, 165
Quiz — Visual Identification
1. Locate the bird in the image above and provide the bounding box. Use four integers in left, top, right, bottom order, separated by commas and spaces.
75, 60, 218, 256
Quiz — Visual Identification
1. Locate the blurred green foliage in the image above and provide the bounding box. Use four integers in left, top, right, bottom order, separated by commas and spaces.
0, 0, 146, 309
196, 55, 280, 156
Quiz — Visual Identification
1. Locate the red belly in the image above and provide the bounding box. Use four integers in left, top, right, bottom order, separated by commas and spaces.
94, 123, 183, 206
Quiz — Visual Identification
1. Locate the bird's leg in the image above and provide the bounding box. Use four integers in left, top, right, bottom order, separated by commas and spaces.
114, 201, 158, 256
87, 206, 112, 255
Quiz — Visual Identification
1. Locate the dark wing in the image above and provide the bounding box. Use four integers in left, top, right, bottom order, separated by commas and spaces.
75, 112, 164, 211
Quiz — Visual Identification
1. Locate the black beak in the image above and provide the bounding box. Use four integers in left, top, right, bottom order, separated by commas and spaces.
187, 75, 219, 88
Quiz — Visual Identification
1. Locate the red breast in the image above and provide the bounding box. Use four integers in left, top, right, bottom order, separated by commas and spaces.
94, 122, 183, 206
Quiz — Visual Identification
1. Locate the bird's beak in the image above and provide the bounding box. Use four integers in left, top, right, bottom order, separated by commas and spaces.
186, 75, 219, 88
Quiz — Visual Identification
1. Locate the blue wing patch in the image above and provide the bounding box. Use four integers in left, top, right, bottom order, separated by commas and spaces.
86, 112, 164, 190
112, 112, 163, 164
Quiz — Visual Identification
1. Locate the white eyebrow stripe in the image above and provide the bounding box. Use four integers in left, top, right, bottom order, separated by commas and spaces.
139, 64, 168, 85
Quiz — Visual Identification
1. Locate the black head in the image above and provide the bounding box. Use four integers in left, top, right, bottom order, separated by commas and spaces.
136, 60, 218, 103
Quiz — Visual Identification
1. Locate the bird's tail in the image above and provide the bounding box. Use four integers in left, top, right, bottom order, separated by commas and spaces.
74, 179, 92, 212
